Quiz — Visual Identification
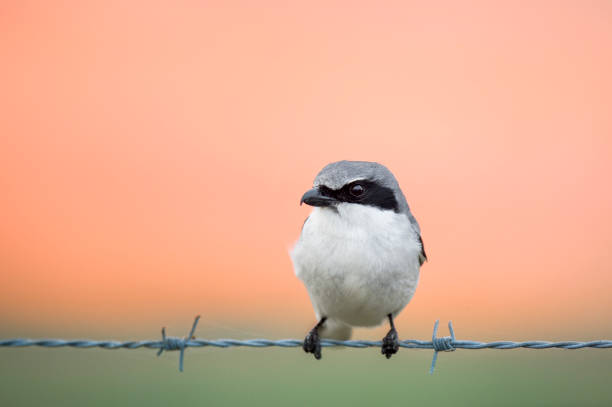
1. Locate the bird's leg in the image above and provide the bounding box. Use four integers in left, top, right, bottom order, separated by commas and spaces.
381, 314, 400, 359
303, 317, 327, 360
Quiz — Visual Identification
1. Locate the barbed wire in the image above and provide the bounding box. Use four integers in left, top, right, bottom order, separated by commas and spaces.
1, 316, 611, 373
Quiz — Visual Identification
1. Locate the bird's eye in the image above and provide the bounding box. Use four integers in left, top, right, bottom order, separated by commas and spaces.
349, 183, 365, 197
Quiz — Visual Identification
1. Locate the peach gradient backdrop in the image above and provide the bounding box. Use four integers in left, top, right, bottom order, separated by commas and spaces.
1, 1, 611, 339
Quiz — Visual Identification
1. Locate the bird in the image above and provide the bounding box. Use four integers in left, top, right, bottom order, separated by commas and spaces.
290, 160, 426, 360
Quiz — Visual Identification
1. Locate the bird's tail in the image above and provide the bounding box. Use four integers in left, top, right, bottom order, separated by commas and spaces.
320, 319, 352, 340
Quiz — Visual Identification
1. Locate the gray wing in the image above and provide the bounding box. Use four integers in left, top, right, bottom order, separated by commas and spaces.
418, 235, 427, 266
407, 212, 427, 266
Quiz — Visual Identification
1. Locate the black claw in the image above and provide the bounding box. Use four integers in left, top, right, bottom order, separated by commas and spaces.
303, 328, 322, 359
382, 327, 400, 359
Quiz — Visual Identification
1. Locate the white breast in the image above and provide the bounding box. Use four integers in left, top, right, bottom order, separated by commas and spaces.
290, 203, 422, 327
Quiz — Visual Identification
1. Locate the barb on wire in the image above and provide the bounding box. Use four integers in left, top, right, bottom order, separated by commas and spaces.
1, 316, 611, 373
156, 315, 200, 372
430, 320, 455, 374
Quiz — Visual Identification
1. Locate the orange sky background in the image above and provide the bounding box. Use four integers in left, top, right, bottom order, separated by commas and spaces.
1, 1, 611, 340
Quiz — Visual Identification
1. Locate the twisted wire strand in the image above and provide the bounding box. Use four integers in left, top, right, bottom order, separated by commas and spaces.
2, 317, 611, 373
3, 338, 611, 349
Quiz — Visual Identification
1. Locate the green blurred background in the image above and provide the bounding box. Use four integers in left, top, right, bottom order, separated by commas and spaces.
2, 346, 611, 406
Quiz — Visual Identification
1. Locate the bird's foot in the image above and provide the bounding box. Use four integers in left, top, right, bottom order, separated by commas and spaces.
381, 328, 400, 359
303, 328, 322, 360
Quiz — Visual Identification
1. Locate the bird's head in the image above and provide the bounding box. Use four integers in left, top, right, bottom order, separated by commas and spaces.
300, 160, 408, 213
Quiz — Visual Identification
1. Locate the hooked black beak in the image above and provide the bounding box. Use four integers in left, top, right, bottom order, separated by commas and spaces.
300, 188, 337, 207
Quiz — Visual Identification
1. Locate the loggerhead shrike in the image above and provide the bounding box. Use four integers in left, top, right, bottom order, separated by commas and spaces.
290, 161, 426, 360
